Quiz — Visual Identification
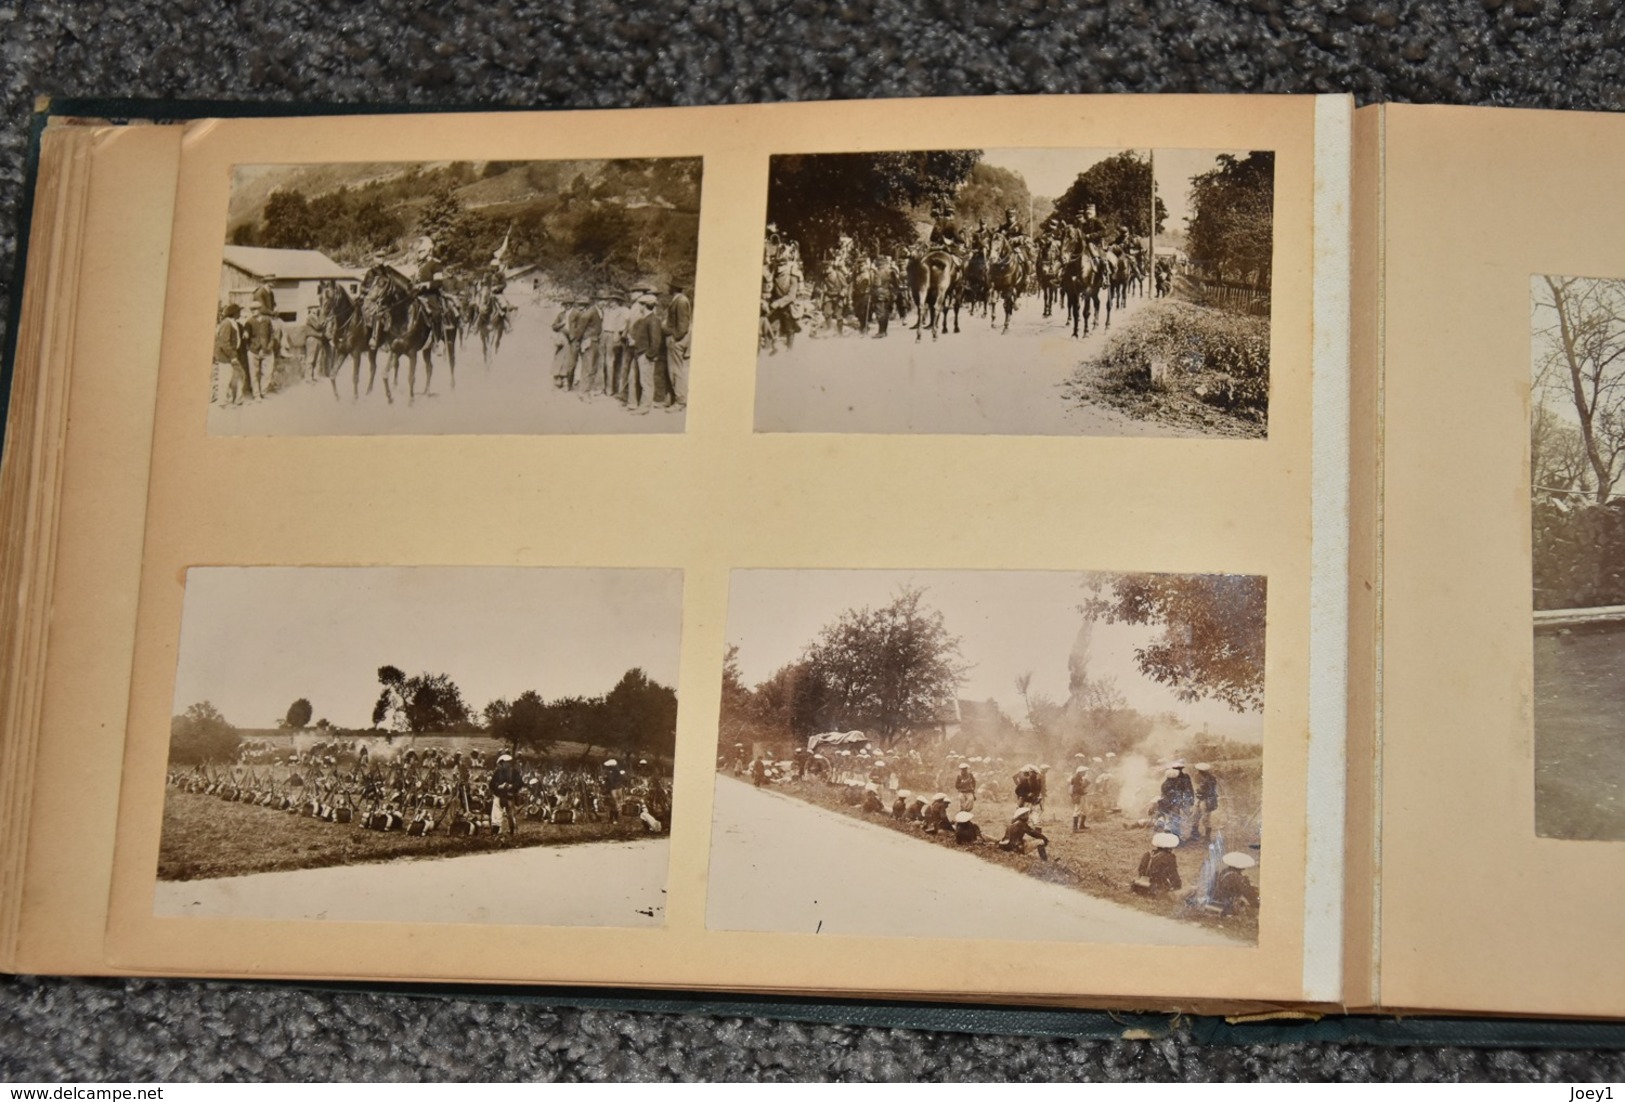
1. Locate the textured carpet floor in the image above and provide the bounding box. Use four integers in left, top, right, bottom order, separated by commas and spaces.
5, 0, 1625, 1081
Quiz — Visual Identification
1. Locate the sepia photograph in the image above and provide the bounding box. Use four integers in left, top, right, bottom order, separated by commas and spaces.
709, 569, 1266, 946
155, 567, 681, 926
1531, 274, 1625, 841
756, 148, 1273, 437
210, 158, 700, 435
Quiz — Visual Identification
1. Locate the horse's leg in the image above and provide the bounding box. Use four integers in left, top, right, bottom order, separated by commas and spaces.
445, 334, 455, 390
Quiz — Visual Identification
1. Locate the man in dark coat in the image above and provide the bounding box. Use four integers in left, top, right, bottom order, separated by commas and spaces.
1133, 832, 1182, 895
627, 293, 664, 412
997, 807, 1048, 860
951, 810, 985, 846
954, 762, 977, 811
489, 753, 524, 838
1212, 852, 1260, 915
1192, 763, 1219, 841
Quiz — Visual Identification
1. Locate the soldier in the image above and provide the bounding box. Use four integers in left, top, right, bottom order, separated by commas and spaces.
861, 782, 886, 813
820, 264, 849, 336
951, 810, 985, 845
489, 753, 524, 839
1192, 763, 1220, 841
954, 762, 977, 812
627, 292, 664, 412
929, 204, 961, 250
1013, 764, 1043, 811
765, 258, 801, 353
245, 299, 279, 400
663, 280, 692, 407
1069, 765, 1091, 832
750, 756, 768, 788
575, 294, 605, 394
997, 806, 1049, 861
1212, 852, 1260, 915
1132, 832, 1182, 895
891, 788, 911, 819
1078, 205, 1107, 258
921, 792, 952, 834
215, 303, 247, 406
250, 278, 277, 317
871, 253, 899, 338
551, 297, 577, 389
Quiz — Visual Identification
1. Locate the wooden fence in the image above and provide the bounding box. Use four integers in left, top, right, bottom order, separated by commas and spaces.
1183, 274, 1271, 316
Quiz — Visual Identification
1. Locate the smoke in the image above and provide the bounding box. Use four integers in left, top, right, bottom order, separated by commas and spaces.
1114, 752, 1155, 815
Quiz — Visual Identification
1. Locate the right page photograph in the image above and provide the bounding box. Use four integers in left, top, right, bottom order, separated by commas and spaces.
1372, 103, 1625, 1017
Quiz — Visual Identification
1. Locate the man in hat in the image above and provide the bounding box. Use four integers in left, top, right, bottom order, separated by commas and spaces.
245, 296, 280, 400
601, 291, 633, 400
564, 294, 596, 391
627, 292, 664, 412
574, 293, 605, 394
551, 297, 578, 389
489, 752, 524, 839
1078, 205, 1107, 260
1192, 763, 1220, 842
921, 792, 953, 834
750, 756, 768, 788
250, 278, 277, 318
1013, 764, 1043, 811
954, 761, 977, 812
997, 806, 1049, 860
215, 303, 247, 406
1211, 852, 1259, 915
663, 280, 692, 407
891, 788, 911, 820
1132, 832, 1182, 895
951, 810, 985, 846
871, 252, 900, 338
1069, 765, 1091, 832
861, 782, 886, 814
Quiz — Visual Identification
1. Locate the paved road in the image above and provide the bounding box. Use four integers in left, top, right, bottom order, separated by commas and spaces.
707, 778, 1236, 946
754, 291, 1197, 436
154, 837, 670, 927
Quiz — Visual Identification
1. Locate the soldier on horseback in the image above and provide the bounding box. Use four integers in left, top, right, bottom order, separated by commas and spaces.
1078, 205, 1107, 261
409, 236, 452, 346
929, 203, 963, 252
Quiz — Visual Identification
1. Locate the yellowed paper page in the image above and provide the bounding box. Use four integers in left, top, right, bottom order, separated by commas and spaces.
99, 96, 1331, 1007
1378, 103, 1625, 1017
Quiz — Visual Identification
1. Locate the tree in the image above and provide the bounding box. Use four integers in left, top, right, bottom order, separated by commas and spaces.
284, 698, 313, 730
1051, 151, 1168, 240
604, 667, 679, 762
1081, 573, 1267, 713
1531, 401, 1593, 501
1185, 152, 1275, 288
953, 163, 1033, 232
1533, 276, 1625, 505
261, 189, 317, 250
169, 701, 239, 766
800, 586, 969, 746
766, 151, 982, 280
371, 665, 471, 736
486, 689, 555, 754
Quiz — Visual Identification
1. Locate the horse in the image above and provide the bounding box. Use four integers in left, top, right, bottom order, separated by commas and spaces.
472, 284, 512, 364
1059, 234, 1104, 339
986, 234, 1027, 334
319, 280, 388, 401
359, 265, 457, 404
961, 243, 992, 320
907, 248, 961, 341
1036, 238, 1061, 318
1105, 245, 1132, 314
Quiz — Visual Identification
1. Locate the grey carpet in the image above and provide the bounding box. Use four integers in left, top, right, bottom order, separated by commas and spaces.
5, 0, 1625, 1081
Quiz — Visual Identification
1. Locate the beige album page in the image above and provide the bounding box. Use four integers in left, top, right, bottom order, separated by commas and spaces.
102, 95, 1333, 1007
1376, 104, 1625, 1017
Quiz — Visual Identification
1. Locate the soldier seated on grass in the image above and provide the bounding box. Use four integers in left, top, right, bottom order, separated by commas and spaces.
951, 810, 985, 846
921, 793, 953, 834
997, 806, 1049, 861
861, 783, 886, 814
1132, 832, 1182, 895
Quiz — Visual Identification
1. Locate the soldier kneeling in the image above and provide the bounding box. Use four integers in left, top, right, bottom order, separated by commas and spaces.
997, 807, 1049, 860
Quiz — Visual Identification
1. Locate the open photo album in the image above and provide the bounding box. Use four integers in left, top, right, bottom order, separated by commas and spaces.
1, 94, 1620, 1018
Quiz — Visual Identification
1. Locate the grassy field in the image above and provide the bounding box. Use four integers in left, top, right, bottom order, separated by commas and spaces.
737, 766, 1262, 943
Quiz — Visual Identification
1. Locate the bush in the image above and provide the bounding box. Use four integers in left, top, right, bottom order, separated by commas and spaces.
1533, 498, 1625, 610
1086, 301, 1270, 421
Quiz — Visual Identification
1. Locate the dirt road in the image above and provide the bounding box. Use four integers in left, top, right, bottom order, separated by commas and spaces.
707, 778, 1237, 946
754, 291, 1199, 436
208, 294, 685, 436
154, 836, 670, 927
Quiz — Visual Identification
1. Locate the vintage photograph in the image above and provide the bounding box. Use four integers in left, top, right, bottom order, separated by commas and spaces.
709, 569, 1266, 946
210, 158, 700, 435
155, 567, 681, 926
756, 148, 1273, 437
1531, 275, 1625, 841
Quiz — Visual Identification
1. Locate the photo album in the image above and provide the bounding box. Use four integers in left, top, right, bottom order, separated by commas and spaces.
0, 94, 1619, 1019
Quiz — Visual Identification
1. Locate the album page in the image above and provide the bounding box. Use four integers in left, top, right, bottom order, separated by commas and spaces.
1374, 103, 1625, 1017
90, 95, 1344, 1008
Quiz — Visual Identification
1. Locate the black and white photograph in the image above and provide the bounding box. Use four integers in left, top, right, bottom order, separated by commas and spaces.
210, 158, 701, 435
1531, 274, 1625, 841
155, 567, 681, 926
756, 148, 1273, 437
709, 569, 1266, 945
